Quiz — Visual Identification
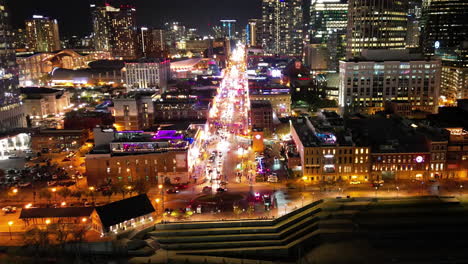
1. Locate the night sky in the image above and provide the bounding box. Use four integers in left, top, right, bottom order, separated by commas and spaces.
8, 0, 262, 37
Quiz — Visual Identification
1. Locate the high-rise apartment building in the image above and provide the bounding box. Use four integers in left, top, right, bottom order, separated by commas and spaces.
164, 21, 186, 54
91, 4, 137, 59
246, 19, 260, 47
220, 20, 237, 39
25, 15, 61, 52
261, 0, 303, 56
0, 0, 25, 131
346, 0, 408, 59
422, 0, 468, 57
406, 0, 422, 48
339, 50, 441, 114
309, 0, 348, 71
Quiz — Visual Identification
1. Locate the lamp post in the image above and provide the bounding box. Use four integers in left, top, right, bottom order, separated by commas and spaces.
396, 186, 400, 198
89, 186, 95, 204
8, 221, 13, 240
459, 185, 463, 198
51, 188, 57, 203
158, 184, 164, 220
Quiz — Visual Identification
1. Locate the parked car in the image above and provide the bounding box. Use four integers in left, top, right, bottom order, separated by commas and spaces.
2, 206, 17, 214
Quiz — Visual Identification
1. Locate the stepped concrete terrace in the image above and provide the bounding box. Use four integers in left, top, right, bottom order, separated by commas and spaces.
131, 196, 468, 263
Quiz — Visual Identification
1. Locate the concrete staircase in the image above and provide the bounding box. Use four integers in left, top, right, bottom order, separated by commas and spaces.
148, 199, 355, 260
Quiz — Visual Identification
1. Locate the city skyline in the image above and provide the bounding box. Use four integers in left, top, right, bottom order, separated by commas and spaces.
1, 0, 468, 262
7, 0, 262, 37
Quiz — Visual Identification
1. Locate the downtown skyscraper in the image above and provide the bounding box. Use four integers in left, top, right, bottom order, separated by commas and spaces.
25, 15, 61, 52
261, 0, 303, 56
308, 0, 348, 71
0, 0, 17, 104
346, 0, 408, 59
91, 3, 137, 59
422, 0, 468, 60
0, 0, 25, 131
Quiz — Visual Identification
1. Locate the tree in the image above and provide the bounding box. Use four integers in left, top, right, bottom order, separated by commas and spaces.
71, 190, 83, 202
233, 204, 243, 219
112, 181, 127, 199
23, 226, 50, 249
71, 224, 90, 243
57, 187, 72, 202
133, 179, 150, 195
39, 189, 52, 204
50, 223, 70, 244
102, 189, 113, 202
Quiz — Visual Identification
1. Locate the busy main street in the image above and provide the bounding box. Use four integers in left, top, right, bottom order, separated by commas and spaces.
197, 43, 255, 190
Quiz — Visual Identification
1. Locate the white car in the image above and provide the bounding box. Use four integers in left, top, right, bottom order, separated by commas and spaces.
267, 175, 279, 183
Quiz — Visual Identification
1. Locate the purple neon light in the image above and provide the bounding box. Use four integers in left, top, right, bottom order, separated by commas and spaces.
153, 130, 184, 140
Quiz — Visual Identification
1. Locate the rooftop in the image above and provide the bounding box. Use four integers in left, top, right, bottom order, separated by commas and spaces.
346, 49, 429, 62
95, 194, 155, 228
19, 207, 94, 219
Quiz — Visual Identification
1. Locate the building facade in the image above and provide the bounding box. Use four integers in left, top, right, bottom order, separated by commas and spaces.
17, 49, 112, 86
339, 50, 441, 114
249, 87, 291, 118
422, 0, 468, 57
250, 100, 274, 135
124, 59, 170, 93
21, 87, 71, 125
25, 15, 61, 52
346, 0, 408, 59
113, 93, 154, 131
31, 129, 89, 153
86, 130, 192, 186
0, 0, 25, 132
309, 0, 348, 71
246, 19, 261, 47
291, 117, 370, 183
91, 4, 137, 59
261, 0, 303, 56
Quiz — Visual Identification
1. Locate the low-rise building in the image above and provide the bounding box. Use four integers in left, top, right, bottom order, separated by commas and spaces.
348, 116, 449, 181
20, 87, 71, 125
64, 110, 114, 130
153, 93, 209, 122
428, 105, 468, 178
31, 129, 89, 153
17, 49, 112, 86
250, 100, 273, 136
113, 92, 155, 131
290, 117, 370, 183
19, 194, 155, 236
85, 128, 196, 186
170, 58, 219, 79
249, 85, 291, 118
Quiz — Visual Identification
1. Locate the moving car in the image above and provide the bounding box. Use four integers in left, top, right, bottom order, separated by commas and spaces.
216, 187, 227, 193
166, 188, 179, 194
202, 186, 212, 193
267, 175, 278, 183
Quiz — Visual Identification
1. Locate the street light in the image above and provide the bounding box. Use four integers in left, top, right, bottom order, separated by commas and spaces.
396, 186, 400, 198
89, 186, 96, 203
51, 188, 57, 203
8, 221, 13, 240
